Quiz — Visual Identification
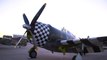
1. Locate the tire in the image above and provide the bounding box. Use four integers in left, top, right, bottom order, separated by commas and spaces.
29, 49, 37, 58
72, 55, 76, 60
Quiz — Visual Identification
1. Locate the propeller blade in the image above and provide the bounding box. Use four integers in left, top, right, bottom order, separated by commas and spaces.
21, 3, 46, 48
23, 13, 29, 25
14, 31, 27, 48
30, 3, 46, 26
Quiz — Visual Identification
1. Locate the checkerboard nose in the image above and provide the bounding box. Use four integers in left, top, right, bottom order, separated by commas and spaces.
33, 22, 50, 47
18, 3, 47, 48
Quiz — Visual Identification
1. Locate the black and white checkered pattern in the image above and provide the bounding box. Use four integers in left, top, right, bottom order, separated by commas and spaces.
33, 22, 50, 47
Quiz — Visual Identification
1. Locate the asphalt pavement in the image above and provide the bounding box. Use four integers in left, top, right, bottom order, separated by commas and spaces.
0, 43, 107, 60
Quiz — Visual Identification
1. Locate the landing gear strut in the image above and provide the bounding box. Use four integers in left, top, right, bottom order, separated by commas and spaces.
29, 47, 37, 58
72, 53, 82, 60
72, 55, 77, 60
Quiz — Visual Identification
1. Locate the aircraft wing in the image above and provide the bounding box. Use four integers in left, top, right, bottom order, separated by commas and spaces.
97, 36, 107, 46
60, 36, 107, 46
59, 36, 107, 53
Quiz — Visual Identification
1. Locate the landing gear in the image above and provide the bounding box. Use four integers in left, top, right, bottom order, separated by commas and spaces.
72, 55, 76, 60
29, 47, 37, 58
72, 53, 82, 60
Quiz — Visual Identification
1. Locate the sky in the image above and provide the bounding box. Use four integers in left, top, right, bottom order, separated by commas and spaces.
0, 0, 107, 38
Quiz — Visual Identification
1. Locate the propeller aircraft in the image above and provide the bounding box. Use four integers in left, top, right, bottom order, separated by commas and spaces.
15, 3, 107, 60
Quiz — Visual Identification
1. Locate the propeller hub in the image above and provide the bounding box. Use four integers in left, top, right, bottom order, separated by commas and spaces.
23, 24, 31, 29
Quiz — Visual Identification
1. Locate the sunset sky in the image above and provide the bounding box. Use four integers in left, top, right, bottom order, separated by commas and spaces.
0, 0, 107, 38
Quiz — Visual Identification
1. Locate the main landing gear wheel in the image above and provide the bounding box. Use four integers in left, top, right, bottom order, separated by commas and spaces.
72, 53, 82, 60
29, 47, 37, 58
72, 55, 76, 60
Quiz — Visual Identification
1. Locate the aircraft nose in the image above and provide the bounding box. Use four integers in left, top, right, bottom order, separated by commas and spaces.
33, 22, 50, 47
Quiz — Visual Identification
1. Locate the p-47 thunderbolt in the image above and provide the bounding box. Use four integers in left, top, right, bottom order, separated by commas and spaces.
15, 3, 107, 60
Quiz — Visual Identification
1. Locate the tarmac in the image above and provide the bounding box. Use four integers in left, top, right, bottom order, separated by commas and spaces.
0, 43, 107, 60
